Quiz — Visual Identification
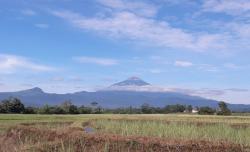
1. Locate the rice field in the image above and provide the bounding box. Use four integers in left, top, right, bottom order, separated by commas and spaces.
94, 119, 250, 146
0, 114, 250, 151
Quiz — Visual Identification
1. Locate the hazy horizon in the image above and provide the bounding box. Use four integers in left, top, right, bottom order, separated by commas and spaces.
1, 0, 250, 104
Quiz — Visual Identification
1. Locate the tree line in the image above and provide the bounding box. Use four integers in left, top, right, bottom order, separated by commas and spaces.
0, 97, 231, 115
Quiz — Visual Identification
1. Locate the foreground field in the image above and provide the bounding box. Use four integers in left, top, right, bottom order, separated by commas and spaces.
0, 114, 250, 152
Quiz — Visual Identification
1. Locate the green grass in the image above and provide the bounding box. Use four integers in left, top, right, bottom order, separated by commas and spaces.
94, 119, 250, 146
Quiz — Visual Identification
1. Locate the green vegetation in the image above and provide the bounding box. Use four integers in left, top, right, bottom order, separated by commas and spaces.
217, 101, 232, 115
0, 97, 233, 116
0, 97, 25, 113
198, 106, 216, 115
94, 119, 250, 146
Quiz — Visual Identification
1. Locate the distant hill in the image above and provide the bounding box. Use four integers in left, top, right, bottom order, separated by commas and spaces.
0, 77, 250, 112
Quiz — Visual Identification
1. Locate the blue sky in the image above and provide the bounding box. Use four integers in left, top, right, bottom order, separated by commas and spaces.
0, 0, 250, 104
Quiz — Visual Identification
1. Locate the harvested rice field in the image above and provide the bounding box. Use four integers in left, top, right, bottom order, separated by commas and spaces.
0, 114, 250, 152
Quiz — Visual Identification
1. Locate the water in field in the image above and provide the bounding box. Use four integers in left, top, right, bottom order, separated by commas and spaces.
84, 127, 95, 133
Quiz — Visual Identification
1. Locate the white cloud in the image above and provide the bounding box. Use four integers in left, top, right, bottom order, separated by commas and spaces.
174, 61, 246, 72
203, 0, 250, 15
98, 0, 157, 17
225, 88, 249, 92
51, 10, 227, 52
226, 23, 250, 39
35, 24, 49, 29
169, 87, 250, 104
169, 88, 226, 97
0, 54, 55, 74
200, 1, 250, 52
21, 9, 36, 16
174, 61, 222, 72
174, 60, 193, 67
103, 83, 242, 99
73, 56, 118, 66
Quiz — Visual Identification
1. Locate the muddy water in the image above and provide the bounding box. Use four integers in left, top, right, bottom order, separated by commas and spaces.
84, 127, 94, 133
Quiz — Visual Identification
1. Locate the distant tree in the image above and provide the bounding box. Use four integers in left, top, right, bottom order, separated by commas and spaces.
68, 104, 79, 114
0, 107, 5, 113
94, 106, 103, 114
10, 98, 25, 113
1, 99, 10, 113
23, 107, 37, 114
78, 106, 92, 114
90, 102, 100, 114
0, 101, 6, 113
154, 107, 163, 114
0, 98, 25, 113
52, 106, 65, 114
198, 107, 215, 115
128, 106, 134, 114
186, 105, 193, 113
58, 101, 79, 114
141, 103, 154, 114
61, 100, 73, 113
163, 104, 186, 113
39, 104, 51, 114
217, 101, 231, 116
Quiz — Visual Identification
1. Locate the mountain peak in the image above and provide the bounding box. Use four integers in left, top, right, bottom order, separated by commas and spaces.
30, 87, 43, 92
19, 87, 44, 94
111, 77, 150, 87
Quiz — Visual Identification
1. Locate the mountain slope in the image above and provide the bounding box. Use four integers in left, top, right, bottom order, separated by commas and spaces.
0, 78, 249, 111
0, 88, 217, 107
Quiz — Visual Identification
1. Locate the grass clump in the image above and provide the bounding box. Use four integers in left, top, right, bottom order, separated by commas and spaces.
94, 119, 250, 146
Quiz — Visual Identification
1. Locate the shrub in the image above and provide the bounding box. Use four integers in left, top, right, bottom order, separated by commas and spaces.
23, 107, 37, 114
0, 97, 25, 113
198, 107, 215, 115
78, 106, 92, 114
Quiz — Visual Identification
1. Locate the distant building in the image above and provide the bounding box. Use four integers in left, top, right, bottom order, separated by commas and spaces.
192, 108, 198, 113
